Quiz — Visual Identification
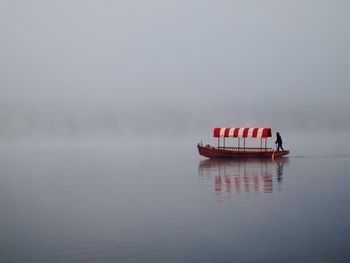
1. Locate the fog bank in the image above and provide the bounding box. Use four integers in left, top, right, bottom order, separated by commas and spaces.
1, 0, 349, 142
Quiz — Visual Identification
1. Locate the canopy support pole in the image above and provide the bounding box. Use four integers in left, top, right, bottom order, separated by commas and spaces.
265, 138, 267, 149
238, 138, 240, 150
218, 138, 220, 148
244, 138, 246, 151
223, 137, 225, 148
260, 138, 262, 149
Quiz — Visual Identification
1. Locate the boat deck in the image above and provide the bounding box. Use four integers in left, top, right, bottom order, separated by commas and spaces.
212, 146, 274, 152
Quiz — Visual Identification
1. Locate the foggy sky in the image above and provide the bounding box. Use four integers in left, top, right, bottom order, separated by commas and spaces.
1, 0, 350, 140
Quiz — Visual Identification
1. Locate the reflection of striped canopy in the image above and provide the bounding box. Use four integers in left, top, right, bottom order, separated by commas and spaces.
213, 128, 272, 138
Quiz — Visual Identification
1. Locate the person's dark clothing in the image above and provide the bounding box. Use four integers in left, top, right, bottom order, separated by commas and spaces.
275, 133, 284, 151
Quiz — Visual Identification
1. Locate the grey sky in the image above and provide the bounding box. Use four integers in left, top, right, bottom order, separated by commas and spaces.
1, 0, 350, 138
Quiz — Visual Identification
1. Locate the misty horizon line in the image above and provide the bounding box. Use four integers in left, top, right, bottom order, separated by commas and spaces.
1, 106, 349, 141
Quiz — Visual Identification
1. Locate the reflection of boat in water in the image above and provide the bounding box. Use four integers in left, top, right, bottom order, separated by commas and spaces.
198, 127, 289, 158
199, 158, 289, 196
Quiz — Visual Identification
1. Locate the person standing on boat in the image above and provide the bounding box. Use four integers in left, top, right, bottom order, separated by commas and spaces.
275, 132, 284, 151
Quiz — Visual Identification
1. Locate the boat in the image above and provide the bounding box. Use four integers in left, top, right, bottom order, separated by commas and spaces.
197, 127, 289, 159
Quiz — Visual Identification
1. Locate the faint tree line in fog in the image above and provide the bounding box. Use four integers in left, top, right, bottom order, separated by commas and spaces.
0, 103, 349, 141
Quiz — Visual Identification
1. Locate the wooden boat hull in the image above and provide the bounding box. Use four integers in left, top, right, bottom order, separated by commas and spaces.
197, 144, 289, 159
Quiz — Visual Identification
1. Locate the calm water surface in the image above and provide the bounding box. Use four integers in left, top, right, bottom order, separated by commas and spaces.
0, 141, 349, 262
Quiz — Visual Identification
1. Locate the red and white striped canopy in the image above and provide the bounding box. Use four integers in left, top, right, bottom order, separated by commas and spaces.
213, 128, 272, 138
